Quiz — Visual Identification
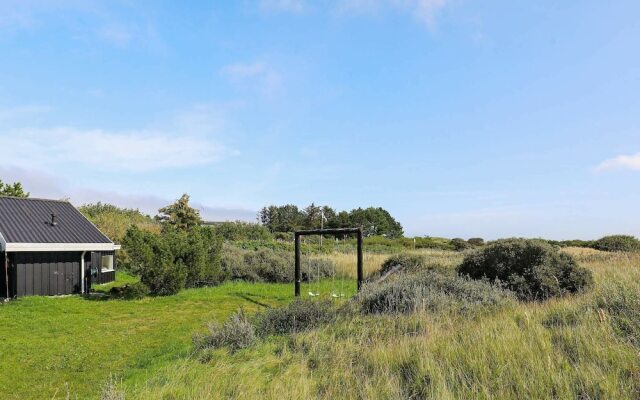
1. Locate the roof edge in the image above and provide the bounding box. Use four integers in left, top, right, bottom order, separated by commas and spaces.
0, 195, 72, 204
5, 243, 120, 252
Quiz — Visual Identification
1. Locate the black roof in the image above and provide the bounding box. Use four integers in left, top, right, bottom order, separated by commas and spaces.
0, 196, 112, 244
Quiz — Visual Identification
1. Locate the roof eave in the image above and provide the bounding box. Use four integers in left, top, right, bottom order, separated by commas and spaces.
4, 243, 120, 252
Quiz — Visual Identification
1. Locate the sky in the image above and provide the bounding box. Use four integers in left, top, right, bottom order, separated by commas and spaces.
0, 0, 639, 240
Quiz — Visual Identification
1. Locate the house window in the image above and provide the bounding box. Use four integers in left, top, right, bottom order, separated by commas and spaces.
101, 254, 114, 272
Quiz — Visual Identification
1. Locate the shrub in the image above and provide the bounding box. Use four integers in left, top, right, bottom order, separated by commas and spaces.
255, 299, 337, 336
123, 225, 223, 295
108, 282, 149, 300
376, 253, 450, 278
592, 235, 640, 252
358, 270, 512, 315
467, 238, 485, 247
207, 221, 273, 242
193, 309, 256, 353
221, 245, 334, 283
457, 239, 593, 301
451, 238, 471, 251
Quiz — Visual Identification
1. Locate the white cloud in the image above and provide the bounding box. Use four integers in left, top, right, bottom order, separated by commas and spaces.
336, 0, 449, 30
3, 127, 226, 172
220, 61, 282, 95
259, 0, 306, 14
0, 105, 50, 120
0, 165, 257, 221
596, 153, 640, 172
172, 103, 233, 135
410, 0, 447, 30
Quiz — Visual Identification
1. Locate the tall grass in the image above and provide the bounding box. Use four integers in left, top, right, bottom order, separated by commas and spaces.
128, 248, 640, 399
322, 248, 463, 279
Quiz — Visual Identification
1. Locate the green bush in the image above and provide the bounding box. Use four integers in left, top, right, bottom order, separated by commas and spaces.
108, 282, 149, 300
206, 221, 273, 242
457, 239, 593, 301
592, 235, 640, 252
220, 245, 334, 283
451, 238, 471, 251
377, 253, 449, 278
193, 309, 256, 353
122, 225, 223, 295
255, 299, 337, 336
358, 270, 512, 315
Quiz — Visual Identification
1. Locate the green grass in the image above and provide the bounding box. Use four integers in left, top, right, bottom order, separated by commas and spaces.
92, 271, 140, 293
0, 272, 355, 399
2, 249, 640, 399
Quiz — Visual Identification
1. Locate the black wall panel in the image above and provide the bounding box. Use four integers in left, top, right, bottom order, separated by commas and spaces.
0, 252, 6, 298
13, 252, 81, 296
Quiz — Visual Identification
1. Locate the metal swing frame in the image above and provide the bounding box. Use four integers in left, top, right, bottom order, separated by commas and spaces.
294, 228, 363, 297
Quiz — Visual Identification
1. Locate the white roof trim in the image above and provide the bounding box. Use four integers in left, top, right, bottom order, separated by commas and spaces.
5, 243, 120, 252
0, 231, 6, 252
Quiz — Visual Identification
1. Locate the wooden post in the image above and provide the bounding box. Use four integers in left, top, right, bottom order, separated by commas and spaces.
294, 233, 301, 297
293, 228, 364, 296
357, 229, 363, 291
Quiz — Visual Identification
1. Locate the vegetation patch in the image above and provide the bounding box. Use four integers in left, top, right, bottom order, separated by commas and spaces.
221, 245, 334, 283
376, 253, 452, 279
358, 270, 512, 315
593, 235, 640, 252
108, 282, 149, 300
255, 299, 337, 336
457, 239, 593, 301
193, 309, 257, 353
595, 281, 640, 347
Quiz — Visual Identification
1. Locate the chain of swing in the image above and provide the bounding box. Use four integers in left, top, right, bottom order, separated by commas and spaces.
304, 234, 348, 298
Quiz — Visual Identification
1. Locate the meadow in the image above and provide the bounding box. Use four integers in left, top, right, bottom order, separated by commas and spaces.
1, 248, 639, 399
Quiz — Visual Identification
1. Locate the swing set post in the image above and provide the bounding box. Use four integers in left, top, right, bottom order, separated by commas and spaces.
294, 233, 301, 297
294, 227, 363, 297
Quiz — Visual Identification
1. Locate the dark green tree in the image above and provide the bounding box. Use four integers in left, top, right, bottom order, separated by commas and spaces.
156, 194, 202, 231
348, 207, 403, 238
258, 204, 304, 232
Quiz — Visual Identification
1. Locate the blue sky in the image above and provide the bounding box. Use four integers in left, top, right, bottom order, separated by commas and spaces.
0, 0, 639, 239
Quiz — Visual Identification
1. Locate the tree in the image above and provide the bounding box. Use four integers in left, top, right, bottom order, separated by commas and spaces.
156, 194, 202, 231
80, 202, 160, 243
259, 203, 403, 237
258, 204, 304, 232
123, 224, 223, 295
0, 180, 29, 197
348, 207, 403, 238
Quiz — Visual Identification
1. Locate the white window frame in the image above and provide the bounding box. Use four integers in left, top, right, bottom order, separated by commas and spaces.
101, 254, 115, 272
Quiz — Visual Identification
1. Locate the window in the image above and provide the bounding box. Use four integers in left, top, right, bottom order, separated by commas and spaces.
101, 254, 114, 272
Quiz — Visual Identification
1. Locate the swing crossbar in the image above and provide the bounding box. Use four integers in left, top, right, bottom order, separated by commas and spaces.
294, 228, 363, 297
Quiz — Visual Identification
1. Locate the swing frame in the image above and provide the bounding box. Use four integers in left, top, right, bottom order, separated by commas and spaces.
294, 228, 364, 297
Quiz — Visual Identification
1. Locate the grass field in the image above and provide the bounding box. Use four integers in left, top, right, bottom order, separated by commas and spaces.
1, 248, 639, 399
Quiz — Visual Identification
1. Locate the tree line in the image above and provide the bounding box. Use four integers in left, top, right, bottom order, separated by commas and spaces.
258, 203, 404, 238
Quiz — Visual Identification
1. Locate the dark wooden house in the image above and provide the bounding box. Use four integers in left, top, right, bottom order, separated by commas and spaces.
0, 196, 120, 298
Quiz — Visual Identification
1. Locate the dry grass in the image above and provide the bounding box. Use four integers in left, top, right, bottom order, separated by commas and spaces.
321, 248, 463, 278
